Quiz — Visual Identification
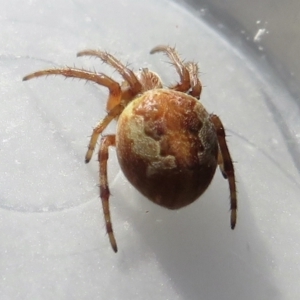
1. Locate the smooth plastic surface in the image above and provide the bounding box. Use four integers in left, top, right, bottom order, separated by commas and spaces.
1, 0, 300, 299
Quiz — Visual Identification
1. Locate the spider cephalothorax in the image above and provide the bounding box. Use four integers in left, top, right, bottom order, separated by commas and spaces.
23, 45, 237, 252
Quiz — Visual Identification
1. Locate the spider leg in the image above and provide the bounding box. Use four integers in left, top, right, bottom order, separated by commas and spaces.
150, 45, 190, 92
77, 50, 142, 97
217, 146, 227, 179
185, 61, 202, 99
85, 103, 124, 163
98, 134, 118, 252
23, 67, 122, 112
210, 114, 237, 229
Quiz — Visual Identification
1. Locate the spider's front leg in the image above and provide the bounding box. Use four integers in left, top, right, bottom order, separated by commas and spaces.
77, 49, 142, 101
150, 45, 190, 92
210, 114, 237, 229
150, 45, 202, 98
23, 67, 125, 162
23, 67, 122, 113
98, 135, 118, 252
185, 61, 202, 99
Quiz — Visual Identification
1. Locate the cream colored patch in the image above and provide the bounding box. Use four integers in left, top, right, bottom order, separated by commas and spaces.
125, 111, 160, 158
146, 156, 177, 177
122, 96, 177, 177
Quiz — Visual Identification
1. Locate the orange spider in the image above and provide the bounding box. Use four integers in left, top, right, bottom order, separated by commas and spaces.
23, 45, 237, 252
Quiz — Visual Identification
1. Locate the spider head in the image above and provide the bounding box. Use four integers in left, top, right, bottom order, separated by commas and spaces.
137, 68, 163, 92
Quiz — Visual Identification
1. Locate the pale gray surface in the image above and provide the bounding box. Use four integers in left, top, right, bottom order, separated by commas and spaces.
1, 0, 300, 299
182, 0, 300, 97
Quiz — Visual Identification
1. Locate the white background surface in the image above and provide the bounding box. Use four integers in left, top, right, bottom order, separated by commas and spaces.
1, 0, 300, 299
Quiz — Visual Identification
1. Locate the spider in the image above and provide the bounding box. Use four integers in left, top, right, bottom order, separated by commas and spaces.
23, 45, 237, 253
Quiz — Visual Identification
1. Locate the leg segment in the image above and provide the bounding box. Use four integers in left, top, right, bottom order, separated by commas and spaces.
217, 146, 227, 179
23, 67, 124, 162
85, 103, 124, 163
185, 62, 202, 99
23, 67, 122, 112
98, 135, 118, 252
77, 49, 142, 97
210, 114, 237, 229
150, 45, 191, 92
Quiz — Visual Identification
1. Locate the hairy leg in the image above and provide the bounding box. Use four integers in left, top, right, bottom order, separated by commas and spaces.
85, 103, 124, 163
210, 114, 237, 229
77, 49, 142, 97
150, 45, 191, 92
185, 61, 202, 99
98, 135, 118, 252
23, 67, 122, 112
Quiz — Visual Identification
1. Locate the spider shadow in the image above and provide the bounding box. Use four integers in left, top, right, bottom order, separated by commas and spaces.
113, 174, 280, 300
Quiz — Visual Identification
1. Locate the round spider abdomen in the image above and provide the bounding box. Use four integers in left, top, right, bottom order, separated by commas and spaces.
116, 89, 219, 209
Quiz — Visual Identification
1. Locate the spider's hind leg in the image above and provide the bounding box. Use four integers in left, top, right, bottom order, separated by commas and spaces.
98, 134, 118, 252
210, 114, 237, 230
